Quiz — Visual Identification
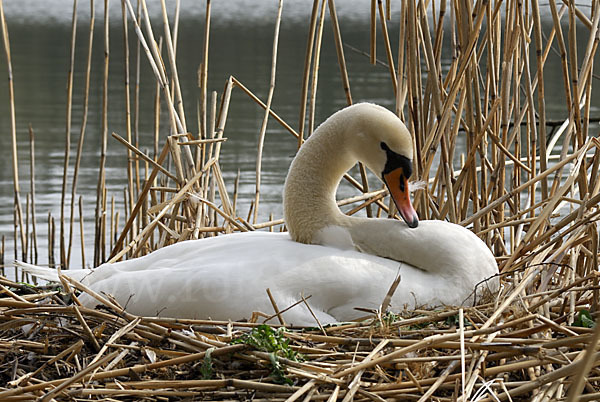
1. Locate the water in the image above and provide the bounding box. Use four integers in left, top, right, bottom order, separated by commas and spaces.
0, 0, 597, 270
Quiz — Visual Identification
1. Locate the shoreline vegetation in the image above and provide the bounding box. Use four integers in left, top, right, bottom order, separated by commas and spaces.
2, 0, 600, 400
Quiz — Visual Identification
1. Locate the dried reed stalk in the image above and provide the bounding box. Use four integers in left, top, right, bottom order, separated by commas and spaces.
298, 0, 320, 147
3, 267, 600, 400
27, 125, 38, 264
121, 0, 136, 236
94, 0, 110, 266
159, 0, 186, 133
0, 0, 25, 261
68, 0, 95, 268
253, 0, 283, 224
308, 0, 326, 136
59, 0, 77, 269
328, 0, 352, 105
198, 0, 211, 141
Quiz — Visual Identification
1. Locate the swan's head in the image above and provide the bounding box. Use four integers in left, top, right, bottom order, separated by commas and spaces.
351, 104, 419, 228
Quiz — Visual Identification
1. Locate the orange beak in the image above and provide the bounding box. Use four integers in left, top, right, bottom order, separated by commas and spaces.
383, 167, 419, 228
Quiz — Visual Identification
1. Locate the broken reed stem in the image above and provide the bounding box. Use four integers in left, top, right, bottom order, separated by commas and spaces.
108, 141, 171, 261
28, 125, 38, 264
266, 288, 286, 326
48, 213, 55, 268
231, 77, 299, 139
78, 196, 85, 268
24, 195, 29, 267
111, 132, 178, 182
253, 0, 283, 224
111, 154, 215, 261
0, 236, 4, 275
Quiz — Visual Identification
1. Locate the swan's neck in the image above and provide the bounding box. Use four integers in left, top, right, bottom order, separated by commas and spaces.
284, 122, 357, 243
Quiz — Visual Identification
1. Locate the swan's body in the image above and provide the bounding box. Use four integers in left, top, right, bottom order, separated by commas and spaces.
19, 103, 498, 326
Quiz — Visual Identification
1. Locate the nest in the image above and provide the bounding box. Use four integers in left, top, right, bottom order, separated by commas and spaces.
1, 264, 599, 401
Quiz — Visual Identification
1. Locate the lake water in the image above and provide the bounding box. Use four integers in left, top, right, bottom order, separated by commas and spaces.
0, 0, 596, 270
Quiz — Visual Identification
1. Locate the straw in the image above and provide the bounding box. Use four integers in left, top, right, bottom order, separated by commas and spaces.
59, 0, 77, 269
253, 0, 283, 224
67, 0, 95, 268
94, 0, 110, 267
0, 0, 25, 260
5, 272, 600, 400
298, 0, 320, 147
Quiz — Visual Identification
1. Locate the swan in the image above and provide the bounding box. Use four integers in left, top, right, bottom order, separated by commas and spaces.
18, 103, 498, 326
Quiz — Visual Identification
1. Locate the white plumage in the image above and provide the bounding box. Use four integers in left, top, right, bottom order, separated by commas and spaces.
19, 103, 499, 326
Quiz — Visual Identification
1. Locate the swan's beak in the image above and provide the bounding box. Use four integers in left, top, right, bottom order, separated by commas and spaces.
383, 168, 419, 228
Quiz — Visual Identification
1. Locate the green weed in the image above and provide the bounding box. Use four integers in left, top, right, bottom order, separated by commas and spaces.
232, 324, 301, 385
573, 309, 595, 328
200, 348, 214, 379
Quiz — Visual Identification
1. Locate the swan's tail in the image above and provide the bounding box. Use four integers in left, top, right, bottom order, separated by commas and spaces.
16, 261, 62, 282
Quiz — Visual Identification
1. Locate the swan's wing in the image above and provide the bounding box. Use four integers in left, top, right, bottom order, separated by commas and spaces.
16, 261, 91, 282
19, 230, 497, 326
347, 219, 498, 276
313, 225, 356, 250
73, 232, 404, 325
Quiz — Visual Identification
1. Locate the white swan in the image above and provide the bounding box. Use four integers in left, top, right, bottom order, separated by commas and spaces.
18, 103, 498, 326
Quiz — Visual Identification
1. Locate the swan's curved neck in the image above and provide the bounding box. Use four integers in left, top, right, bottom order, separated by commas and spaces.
284, 118, 357, 243
283, 103, 416, 246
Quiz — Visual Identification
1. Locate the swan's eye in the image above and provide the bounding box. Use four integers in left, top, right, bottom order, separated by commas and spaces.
381, 142, 412, 179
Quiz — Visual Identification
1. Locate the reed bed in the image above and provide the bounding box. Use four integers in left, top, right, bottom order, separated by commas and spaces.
2, 0, 600, 399
0, 267, 599, 401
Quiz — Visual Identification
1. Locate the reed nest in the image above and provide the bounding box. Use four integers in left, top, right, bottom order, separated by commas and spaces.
2, 0, 600, 400
0, 268, 599, 401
